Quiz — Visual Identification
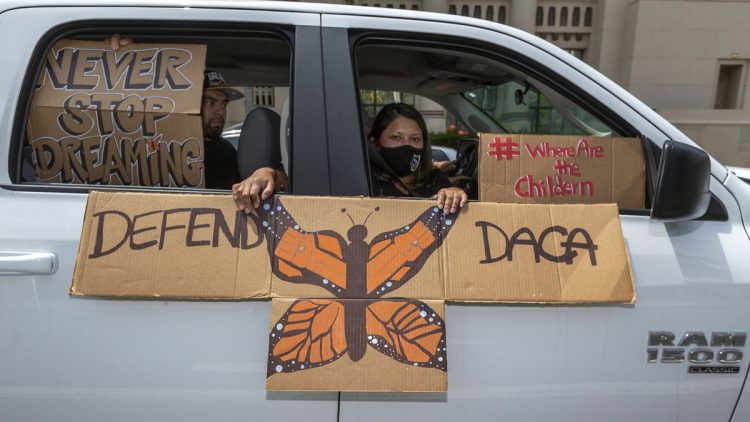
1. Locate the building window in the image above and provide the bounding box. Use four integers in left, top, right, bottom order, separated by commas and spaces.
253, 86, 275, 108
399, 4, 405, 8
474, 5, 482, 18
412, 4, 419, 9
536, 6, 544, 25
498, 5, 506, 24
548, 7, 556, 26
386, 3, 393, 7
560, 7, 568, 26
461, 5, 469, 16
584, 7, 593, 26
449, 5, 456, 14
714, 61, 747, 109
572, 7, 580, 26
486, 6, 494, 21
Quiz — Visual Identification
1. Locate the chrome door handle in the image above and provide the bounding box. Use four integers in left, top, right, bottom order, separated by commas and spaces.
0, 251, 58, 275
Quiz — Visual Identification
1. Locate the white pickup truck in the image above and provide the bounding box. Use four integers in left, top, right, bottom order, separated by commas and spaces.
1, 1, 749, 421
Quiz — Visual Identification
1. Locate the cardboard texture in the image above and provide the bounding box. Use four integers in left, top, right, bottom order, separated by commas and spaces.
71, 191, 637, 392
71, 191, 271, 299
73, 192, 635, 304
478, 134, 645, 209
266, 298, 447, 392
27, 40, 206, 187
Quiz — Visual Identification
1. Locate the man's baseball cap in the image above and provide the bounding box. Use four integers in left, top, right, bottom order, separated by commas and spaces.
203, 70, 244, 101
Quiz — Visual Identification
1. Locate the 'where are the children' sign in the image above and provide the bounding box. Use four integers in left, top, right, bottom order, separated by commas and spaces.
27, 40, 207, 187
479, 134, 646, 209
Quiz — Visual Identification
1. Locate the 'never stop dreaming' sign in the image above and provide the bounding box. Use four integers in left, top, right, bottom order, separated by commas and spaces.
27, 40, 207, 187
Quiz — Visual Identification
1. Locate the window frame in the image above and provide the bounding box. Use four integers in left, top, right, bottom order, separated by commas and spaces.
8, 19, 299, 195
339, 30, 664, 213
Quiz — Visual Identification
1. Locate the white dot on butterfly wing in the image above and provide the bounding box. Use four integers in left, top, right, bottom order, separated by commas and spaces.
432, 207, 438, 213
445, 219, 453, 226
419, 311, 427, 318
405, 225, 410, 230
413, 363, 419, 367
323, 279, 329, 284
371, 338, 378, 345
275, 365, 283, 373
386, 282, 393, 287
277, 205, 282, 211
438, 357, 444, 362
263, 204, 271, 210
276, 323, 283, 330
294, 225, 300, 230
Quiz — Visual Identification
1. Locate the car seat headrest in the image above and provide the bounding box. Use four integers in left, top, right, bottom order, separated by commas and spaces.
236, 107, 282, 179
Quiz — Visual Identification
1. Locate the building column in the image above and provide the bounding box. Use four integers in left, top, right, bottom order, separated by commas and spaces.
510, 0, 537, 34
422, 0, 448, 14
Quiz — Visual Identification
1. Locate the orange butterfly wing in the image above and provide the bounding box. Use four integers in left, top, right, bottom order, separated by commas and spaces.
256, 198, 348, 296
268, 299, 348, 376
367, 206, 459, 297
365, 299, 447, 371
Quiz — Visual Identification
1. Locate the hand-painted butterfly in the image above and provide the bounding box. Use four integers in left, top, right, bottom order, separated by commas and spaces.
255, 198, 459, 376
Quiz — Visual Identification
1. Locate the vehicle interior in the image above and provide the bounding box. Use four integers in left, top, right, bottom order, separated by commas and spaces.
354, 42, 620, 199
21, 29, 631, 204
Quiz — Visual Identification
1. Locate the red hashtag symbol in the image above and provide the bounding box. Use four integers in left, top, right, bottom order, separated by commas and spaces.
487, 136, 520, 160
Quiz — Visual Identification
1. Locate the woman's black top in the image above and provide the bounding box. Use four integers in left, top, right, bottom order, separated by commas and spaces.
371, 170, 454, 198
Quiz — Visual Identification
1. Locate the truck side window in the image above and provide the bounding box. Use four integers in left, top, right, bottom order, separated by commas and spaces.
354, 41, 646, 208
19, 31, 292, 191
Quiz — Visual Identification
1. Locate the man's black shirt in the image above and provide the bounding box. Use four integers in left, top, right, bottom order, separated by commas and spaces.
203, 136, 241, 189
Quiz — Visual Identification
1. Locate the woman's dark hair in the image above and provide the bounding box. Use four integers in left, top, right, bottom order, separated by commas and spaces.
367, 103, 434, 186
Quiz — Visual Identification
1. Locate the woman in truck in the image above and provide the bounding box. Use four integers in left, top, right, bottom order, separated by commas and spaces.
368, 103, 468, 215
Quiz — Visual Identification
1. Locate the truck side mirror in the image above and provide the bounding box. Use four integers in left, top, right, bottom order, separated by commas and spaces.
650, 140, 711, 221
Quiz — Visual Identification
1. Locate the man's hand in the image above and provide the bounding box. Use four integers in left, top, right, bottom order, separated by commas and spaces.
108, 34, 133, 51
232, 167, 278, 213
435, 187, 468, 215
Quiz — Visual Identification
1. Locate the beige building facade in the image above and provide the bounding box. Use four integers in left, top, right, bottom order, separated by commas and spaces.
315, 0, 750, 167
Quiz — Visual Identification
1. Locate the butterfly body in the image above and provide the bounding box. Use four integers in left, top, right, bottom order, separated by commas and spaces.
341, 226, 369, 362
258, 199, 457, 376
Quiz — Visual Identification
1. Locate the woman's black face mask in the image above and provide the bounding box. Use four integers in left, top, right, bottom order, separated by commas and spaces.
380, 145, 422, 177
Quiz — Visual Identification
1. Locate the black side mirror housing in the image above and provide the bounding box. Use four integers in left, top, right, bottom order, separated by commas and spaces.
651, 140, 711, 221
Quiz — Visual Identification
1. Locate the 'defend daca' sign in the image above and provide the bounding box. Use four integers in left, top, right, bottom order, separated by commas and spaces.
479, 133, 646, 209
27, 40, 207, 187
70, 192, 636, 392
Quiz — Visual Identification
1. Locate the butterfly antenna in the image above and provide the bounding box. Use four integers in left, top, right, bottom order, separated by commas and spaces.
362, 206, 380, 225
341, 208, 355, 226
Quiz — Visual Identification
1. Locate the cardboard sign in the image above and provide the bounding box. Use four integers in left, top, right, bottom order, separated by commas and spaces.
266, 298, 447, 392
71, 191, 636, 391
27, 40, 206, 187
70, 192, 270, 299
479, 134, 645, 209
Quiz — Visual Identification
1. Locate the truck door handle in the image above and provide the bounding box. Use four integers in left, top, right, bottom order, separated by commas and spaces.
0, 251, 58, 275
